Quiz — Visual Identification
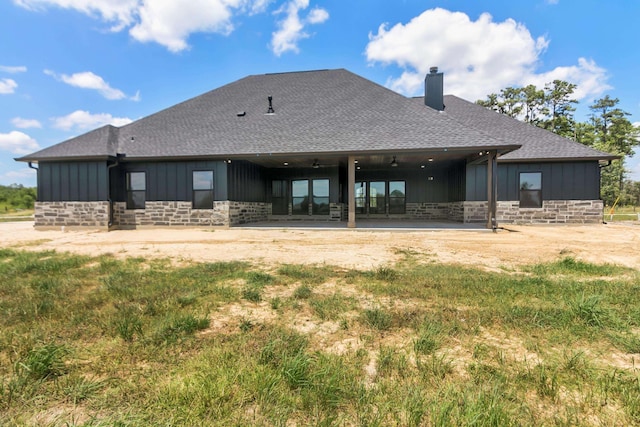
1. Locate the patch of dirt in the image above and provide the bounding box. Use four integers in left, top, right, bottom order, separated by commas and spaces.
1, 222, 638, 270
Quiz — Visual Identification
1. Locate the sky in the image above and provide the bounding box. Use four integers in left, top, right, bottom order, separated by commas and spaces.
1, 0, 639, 187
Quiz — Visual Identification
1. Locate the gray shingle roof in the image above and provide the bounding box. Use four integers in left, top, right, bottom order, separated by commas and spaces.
17, 69, 516, 162
18, 125, 119, 161
440, 95, 617, 162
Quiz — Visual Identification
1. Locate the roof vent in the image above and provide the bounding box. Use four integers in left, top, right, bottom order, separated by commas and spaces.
266, 96, 275, 114
237, 111, 246, 117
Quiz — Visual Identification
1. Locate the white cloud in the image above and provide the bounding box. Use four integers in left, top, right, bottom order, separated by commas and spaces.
0, 65, 27, 73
51, 110, 133, 131
271, 0, 329, 56
523, 58, 611, 101
15, 0, 278, 52
11, 117, 42, 129
247, 0, 273, 15
0, 78, 18, 94
2, 168, 37, 181
365, 8, 610, 102
307, 7, 328, 24
44, 69, 139, 100
13, 0, 139, 31
129, 0, 239, 52
0, 131, 40, 155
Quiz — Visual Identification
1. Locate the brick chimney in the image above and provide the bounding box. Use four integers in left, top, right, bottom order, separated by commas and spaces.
425, 66, 444, 111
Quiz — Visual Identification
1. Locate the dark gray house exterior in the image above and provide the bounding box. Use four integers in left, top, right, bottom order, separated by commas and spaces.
17, 68, 615, 229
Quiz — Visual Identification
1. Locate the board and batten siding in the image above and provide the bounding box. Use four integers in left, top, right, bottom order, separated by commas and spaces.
113, 160, 228, 202
352, 160, 466, 204
466, 161, 601, 201
38, 161, 109, 202
227, 160, 267, 202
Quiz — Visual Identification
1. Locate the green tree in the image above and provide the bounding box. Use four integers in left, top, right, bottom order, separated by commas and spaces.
477, 87, 523, 118
478, 86, 640, 207
521, 84, 546, 126
584, 96, 639, 205
621, 180, 640, 207
0, 184, 37, 211
542, 80, 577, 138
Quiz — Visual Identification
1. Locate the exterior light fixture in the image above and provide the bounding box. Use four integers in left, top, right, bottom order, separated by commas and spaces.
283, 162, 289, 166
390, 156, 398, 167
421, 165, 425, 169
312, 159, 320, 169
428, 158, 434, 162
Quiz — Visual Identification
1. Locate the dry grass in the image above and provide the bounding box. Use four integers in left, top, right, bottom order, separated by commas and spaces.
1, 248, 639, 426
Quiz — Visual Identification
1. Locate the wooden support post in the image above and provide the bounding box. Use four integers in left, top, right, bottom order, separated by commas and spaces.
347, 155, 356, 228
486, 150, 497, 230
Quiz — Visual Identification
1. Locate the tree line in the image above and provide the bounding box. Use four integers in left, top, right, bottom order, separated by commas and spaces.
477, 81, 640, 206
0, 184, 37, 211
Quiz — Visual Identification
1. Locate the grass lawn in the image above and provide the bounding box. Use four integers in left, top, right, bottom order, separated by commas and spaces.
1, 249, 639, 426
604, 205, 640, 222
0, 208, 34, 222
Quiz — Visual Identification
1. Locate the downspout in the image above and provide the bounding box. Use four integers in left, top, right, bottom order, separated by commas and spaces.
107, 158, 119, 228
28, 162, 39, 210
599, 160, 612, 224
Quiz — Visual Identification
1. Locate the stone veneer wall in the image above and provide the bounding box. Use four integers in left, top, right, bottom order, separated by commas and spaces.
270, 203, 343, 221
447, 201, 465, 222
34, 201, 110, 229
113, 201, 230, 228
463, 200, 604, 224
405, 202, 449, 220
329, 203, 343, 221
228, 202, 269, 225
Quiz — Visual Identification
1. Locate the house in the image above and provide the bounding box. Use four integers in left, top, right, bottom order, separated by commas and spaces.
17, 68, 616, 230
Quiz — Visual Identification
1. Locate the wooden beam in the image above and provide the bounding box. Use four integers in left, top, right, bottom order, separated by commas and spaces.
347, 155, 356, 228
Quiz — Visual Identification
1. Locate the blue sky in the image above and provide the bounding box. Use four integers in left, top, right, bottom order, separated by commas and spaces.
1, 0, 639, 187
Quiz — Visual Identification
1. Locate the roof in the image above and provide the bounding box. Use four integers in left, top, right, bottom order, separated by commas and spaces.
17, 69, 516, 162
440, 95, 617, 162
17, 69, 615, 163
19, 124, 120, 162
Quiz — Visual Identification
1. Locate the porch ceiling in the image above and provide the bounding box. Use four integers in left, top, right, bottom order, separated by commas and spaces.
238, 149, 495, 170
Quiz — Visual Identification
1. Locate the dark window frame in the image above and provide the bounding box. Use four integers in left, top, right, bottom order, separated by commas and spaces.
192, 170, 214, 210
291, 179, 309, 215
271, 179, 289, 215
519, 172, 543, 208
126, 171, 146, 210
312, 178, 330, 215
388, 181, 406, 214
354, 180, 406, 215
355, 181, 366, 214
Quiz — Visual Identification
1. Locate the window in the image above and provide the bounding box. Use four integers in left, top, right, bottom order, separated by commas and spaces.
126, 172, 146, 209
388, 181, 406, 214
272, 180, 288, 215
193, 171, 214, 209
520, 172, 542, 208
354, 180, 406, 215
355, 182, 366, 214
312, 179, 330, 215
369, 181, 386, 214
292, 180, 309, 215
